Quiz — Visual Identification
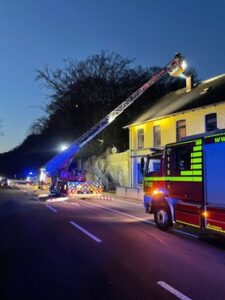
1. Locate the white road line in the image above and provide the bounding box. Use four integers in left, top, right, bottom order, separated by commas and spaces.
69, 221, 102, 243
174, 229, 199, 239
71, 202, 80, 206
76, 200, 198, 241
111, 198, 142, 207
76, 200, 155, 225
46, 205, 58, 213
157, 281, 192, 300
62, 200, 79, 206
46, 197, 68, 203
30, 197, 39, 201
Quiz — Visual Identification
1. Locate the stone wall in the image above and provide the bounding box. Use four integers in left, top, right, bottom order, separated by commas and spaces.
83, 149, 130, 190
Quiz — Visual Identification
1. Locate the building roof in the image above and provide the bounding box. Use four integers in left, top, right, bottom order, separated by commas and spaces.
124, 74, 225, 128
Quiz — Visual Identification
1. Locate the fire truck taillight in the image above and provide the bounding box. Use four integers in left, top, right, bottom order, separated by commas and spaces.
152, 189, 164, 196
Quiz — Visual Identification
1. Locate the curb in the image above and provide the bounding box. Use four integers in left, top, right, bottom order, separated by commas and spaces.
98, 196, 113, 201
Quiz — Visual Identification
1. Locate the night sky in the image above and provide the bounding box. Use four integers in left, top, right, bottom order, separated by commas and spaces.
0, 0, 224, 153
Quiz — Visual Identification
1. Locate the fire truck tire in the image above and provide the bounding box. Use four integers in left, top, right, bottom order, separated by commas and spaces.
154, 205, 172, 231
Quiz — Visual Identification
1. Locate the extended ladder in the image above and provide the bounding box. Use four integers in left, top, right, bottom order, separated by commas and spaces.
46, 53, 186, 176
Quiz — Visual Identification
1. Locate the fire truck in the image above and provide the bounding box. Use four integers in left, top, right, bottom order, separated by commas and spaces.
143, 129, 225, 234
45, 54, 187, 196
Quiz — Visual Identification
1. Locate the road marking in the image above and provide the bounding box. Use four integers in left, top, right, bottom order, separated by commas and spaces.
69, 221, 102, 243
77, 200, 198, 241
157, 281, 192, 300
46, 205, 58, 213
46, 197, 68, 202
76, 200, 155, 225
103, 197, 142, 207
116, 200, 142, 207
174, 229, 199, 239
30, 197, 39, 201
62, 200, 79, 206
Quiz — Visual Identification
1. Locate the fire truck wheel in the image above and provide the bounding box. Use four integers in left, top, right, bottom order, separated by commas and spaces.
154, 205, 172, 231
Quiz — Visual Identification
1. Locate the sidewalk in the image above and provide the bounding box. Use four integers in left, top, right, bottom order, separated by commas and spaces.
100, 191, 143, 204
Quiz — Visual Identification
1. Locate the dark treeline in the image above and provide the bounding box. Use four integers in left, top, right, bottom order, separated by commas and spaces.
0, 51, 196, 178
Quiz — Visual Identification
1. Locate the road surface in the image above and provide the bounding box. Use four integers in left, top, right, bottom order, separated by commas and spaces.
1, 186, 225, 300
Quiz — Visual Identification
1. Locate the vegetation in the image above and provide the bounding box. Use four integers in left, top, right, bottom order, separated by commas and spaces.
0, 51, 195, 177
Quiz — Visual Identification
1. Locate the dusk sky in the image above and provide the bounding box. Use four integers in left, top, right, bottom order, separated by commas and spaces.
0, 0, 225, 153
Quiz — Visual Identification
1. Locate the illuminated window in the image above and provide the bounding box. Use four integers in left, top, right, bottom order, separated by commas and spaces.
153, 125, 161, 147
176, 120, 186, 142
137, 129, 144, 148
205, 113, 217, 132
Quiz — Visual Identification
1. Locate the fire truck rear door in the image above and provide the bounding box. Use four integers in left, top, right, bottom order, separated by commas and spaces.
204, 141, 225, 233
204, 142, 225, 206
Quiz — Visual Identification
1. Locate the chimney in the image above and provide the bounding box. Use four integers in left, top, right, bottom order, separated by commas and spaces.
186, 76, 192, 92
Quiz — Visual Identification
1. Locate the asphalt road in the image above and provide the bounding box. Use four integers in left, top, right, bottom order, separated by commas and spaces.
1, 186, 225, 300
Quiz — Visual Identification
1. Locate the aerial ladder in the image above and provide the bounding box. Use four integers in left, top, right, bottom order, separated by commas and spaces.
45, 53, 187, 196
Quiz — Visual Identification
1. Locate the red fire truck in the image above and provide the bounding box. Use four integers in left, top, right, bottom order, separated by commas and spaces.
143, 129, 225, 234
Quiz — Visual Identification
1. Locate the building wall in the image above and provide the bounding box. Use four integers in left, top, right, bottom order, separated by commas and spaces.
129, 102, 225, 187
105, 150, 130, 187
85, 149, 130, 190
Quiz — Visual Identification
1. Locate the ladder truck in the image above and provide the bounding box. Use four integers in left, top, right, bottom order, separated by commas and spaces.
45, 53, 187, 196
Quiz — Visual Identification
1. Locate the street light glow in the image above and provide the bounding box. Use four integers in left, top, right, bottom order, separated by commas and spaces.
60, 144, 69, 151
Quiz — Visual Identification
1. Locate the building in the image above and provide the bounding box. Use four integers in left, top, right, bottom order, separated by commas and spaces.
124, 74, 225, 189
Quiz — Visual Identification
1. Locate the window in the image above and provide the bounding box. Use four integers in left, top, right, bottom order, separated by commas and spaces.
137, 129, 144, 148
146, 158, 161, 175
153, 125, 161, 147
205, 113, 217, 132
174, 146, 191, 171
176, 120, 186, 142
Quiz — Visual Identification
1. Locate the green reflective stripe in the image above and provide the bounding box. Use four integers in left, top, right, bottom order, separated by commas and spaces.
146, 177, 166, 181
167, 138, 203, 147
193, 146, 202, 151
145, 176, 202, 182
192, 177, 202, 182
193, 170, 202, 175
195, 139, 202, 145
191, 152, 202, 157
176, 220, 200, 228
191, 164, 202, 169
181, 171, 193, 175
191, 158, 202, 163
181, 170, 202, 176
167, 176, 202, 182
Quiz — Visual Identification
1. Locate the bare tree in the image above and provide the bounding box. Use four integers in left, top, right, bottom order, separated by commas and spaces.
34, 51, 198, 154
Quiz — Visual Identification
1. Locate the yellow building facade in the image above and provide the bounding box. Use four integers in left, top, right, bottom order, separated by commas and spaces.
128, 101, 225, 187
